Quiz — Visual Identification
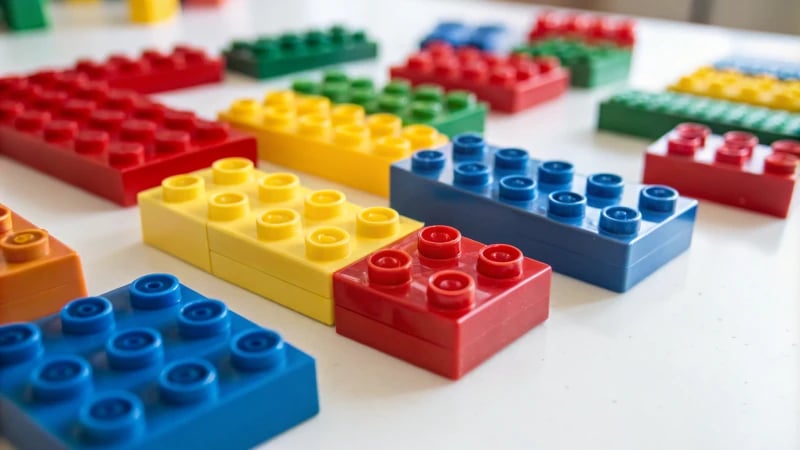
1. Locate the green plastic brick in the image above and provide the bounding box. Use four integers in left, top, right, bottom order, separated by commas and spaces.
291, 71, 487, 137
1, 0, 48, 31
597, 89, 800, 143
514, 39, 631, 88
223, 26, 378, 79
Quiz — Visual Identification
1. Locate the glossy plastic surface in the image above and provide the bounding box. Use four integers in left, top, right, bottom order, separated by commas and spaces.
127, 0, 179, 24
420, 21, 509, 52
715, 56, 800, 81
597, 89, 800, 143
0, 273, 319, 450
138, 158, 422, 324
334, 225, 551, 379
0, 0, 48, 30
219, 90, 448, 197
645, 124, 798, 217
223, 25, 378, 79
0, 73, 257, 206
390, 134, 698, 292
291, 70, 487, 137
389, 42, 569, 113
0, 205, 87, 323
527, 10, 636, 47
514, 39, 632, 87
670, 67, 800, 112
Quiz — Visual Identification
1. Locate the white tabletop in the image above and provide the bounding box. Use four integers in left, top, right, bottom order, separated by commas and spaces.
1, 1, 799, 449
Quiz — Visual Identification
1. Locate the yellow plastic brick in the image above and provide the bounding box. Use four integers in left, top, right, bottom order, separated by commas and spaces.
218, 90, 449, 197
128, 0, 179, 24
669, 67, 800, 112
210, 252, 335, 325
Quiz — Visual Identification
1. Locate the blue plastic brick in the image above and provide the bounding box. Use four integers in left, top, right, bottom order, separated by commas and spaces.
389, 134, 698, 292
420, 21, 509, 52
715, 56, 800, 81
0, 274, 319, 450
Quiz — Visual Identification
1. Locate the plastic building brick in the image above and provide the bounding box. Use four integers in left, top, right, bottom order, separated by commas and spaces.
527, 10, 636, 47
0, 0, 48, 31
390, 134, 698, 292
334, 225, 551, 379
389, 42, 569, 113
218, 90, 448, 197
0, 73, 257, 206
669, 67, 800, 112
644, 123, 799, 217
138, 157, 423, 324
291, 70, 487, 137
420, 22, 509, 52
597, 90, 800, 143
0, 273, 319, 450
715, 56, 800, 81
128, 0, 179, 24
65, 46, 224, 94
223, 26, 378, 80
514, 39, 632, 88
0, 205, 87, 324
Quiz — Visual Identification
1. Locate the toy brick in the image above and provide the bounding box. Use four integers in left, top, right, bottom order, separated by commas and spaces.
597, 89, 800, 143
0, 273, 319, 450
218, 90, 448, 197
66, 45, 224, 94
669, 67, 800, 112
334, 225, 551, 379
223, 25, 378, 79
420, 21, 509, 52
715, 56, 800, 81
389, 42, 569, 113
0, 73, 257, 206
514, 39, 632, 88
291, 70, 488, 137
0, 205, 87, 323
138, 157, 423, 324
527, 10, 636, 47
0, 0, 48, 31
389, 134, 698, 292
644, 123, 799, 217
128, 0, 179, 24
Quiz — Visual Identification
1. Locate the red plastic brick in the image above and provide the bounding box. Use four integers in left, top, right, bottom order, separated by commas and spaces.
0, 73, 257, 206
333, 225, 551, 379
32, 46, 223, 95
389, 42, 569, 113
527, 10, 636, 47
644, 123, 799, 218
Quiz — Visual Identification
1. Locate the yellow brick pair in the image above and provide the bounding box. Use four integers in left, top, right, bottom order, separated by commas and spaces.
218, 90, 449, 197
138, 158, 423, 324
669, 66, 800, 112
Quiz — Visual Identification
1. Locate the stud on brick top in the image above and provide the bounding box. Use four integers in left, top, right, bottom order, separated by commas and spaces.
389, 42, 569, 113
0, 273, 319, 450
527, 10, 636, 47
645, 123, 799, 217
291, 70, 487, 137
0, 73, 256, 206
420, 21, 510, 52
390, 133, 698, 292
219, 90, 448, 197
224, 25, 379, 79
0, 204, 87, 323
334, 225, 551, 379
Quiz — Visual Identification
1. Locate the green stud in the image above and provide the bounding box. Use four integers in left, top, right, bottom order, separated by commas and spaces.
384, 80, 411, 97
377, 94, 408, 114
351, 78, 374, 90
292, 80, 319, 95
445, 91, 474, 111
410, 101, 440, 122
414, 85, 444, 103
323, 71, 348, 83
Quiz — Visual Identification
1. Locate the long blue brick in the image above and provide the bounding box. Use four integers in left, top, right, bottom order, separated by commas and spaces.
389, 134, 698, 292
0, 273, 319, 450
420, 21, 509, 51
715, 56, 800, 81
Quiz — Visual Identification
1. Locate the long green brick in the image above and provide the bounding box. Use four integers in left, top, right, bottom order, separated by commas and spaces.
1, 0, 48, 31
514, 39, 631, 88
597, 89, 800, 143
223, 26, 378, 79
291, 71, 487, 137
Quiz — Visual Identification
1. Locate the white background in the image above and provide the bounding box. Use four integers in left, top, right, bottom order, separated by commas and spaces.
1, 1, 799, 449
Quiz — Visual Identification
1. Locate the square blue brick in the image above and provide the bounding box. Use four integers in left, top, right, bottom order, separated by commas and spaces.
0, 274, 319, 450
420, 21, 509, 52
714, 56, 800, 81
390, 134, 698, 292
